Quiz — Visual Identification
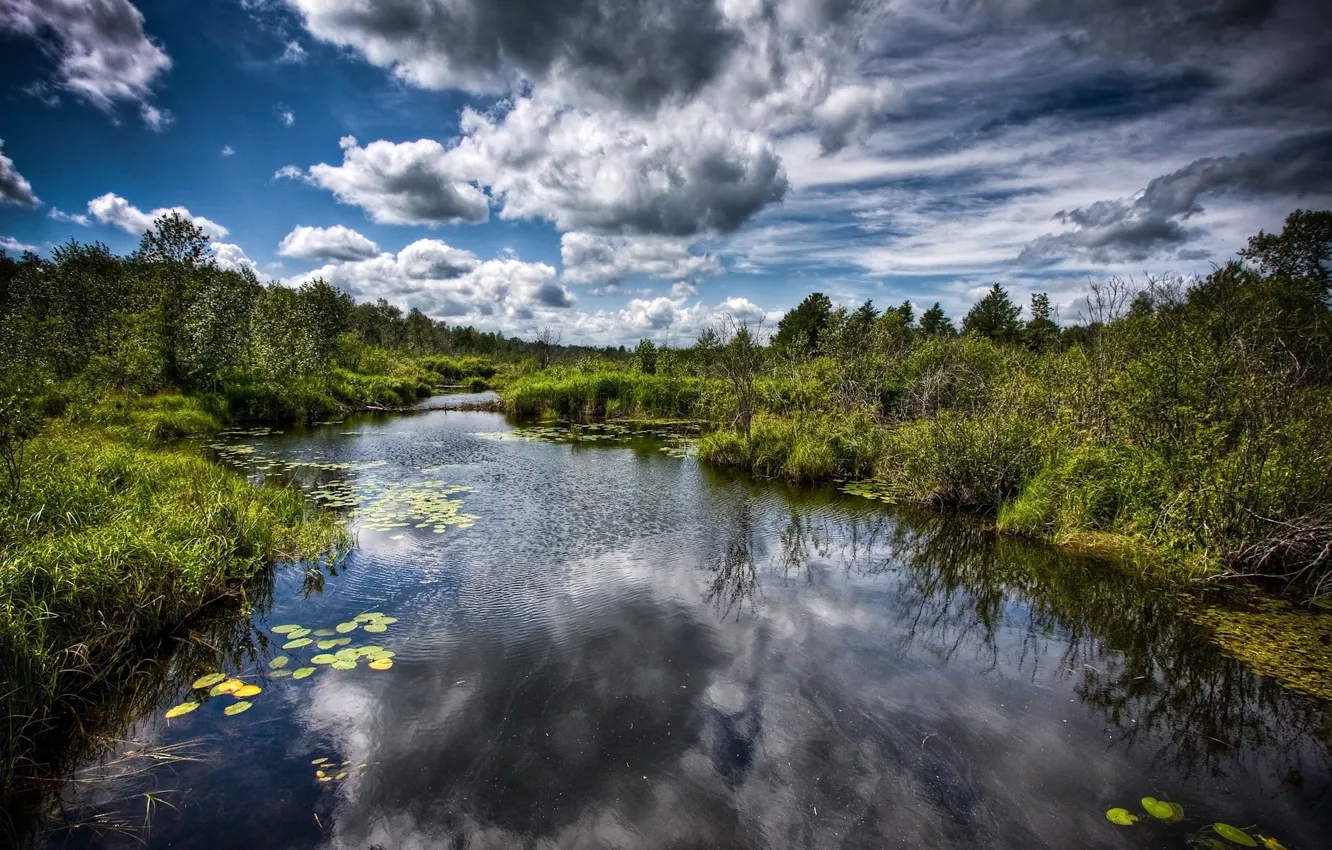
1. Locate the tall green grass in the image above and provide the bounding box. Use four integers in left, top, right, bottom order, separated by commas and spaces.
0, 418, 344, 790
504, 369, 706, 419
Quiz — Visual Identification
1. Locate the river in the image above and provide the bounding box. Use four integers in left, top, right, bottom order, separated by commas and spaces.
36, 395, 1332, 848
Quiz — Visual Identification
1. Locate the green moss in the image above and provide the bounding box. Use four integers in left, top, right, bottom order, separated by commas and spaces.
1185, 594, 1332, 701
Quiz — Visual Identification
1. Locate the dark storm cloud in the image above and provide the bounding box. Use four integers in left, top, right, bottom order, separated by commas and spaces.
1019, 135, 1332, 264
290, 0, 740, 109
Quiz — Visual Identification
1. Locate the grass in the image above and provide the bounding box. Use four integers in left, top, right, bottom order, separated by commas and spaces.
0, 404, 345, 792
503, 368, 706, 420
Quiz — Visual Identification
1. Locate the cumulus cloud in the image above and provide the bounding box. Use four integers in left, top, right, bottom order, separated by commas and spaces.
278, 39, 306, 63
276, 103, 295, 126
277, 224, 380, 262
286, 238, 568, 320
86, 192, 229, 239
213, 242, 269, 280
560, 233, 721, 284
0, 139, 40, 207
1, 235, 41, 253
296, 136, 490, 226
0, 0, 171, 126
49, 207, 89, 225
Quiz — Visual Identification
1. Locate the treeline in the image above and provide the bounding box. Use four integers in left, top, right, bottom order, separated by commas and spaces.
506, 210, 1332, 593
0, 212, 619, 422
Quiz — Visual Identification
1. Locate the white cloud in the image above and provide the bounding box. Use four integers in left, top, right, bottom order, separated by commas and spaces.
0, 0, 171, 126
139, 103, 173, 131
273, 164, 304, 181
279, 39, 307, 63
276, 103, 295, 127
49, 207, 89, 226
221, 145, 235, 157
297, 136, 489, 226
213, 242, 269, 280
277, 224, 380, 262
560, 233, 721, 284
0, 139, 40, 207
86, 192, 229, 239
286, 238, 570, 321
1, 235, 40, 253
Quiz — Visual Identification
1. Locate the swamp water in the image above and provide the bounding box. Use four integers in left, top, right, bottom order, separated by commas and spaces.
32, 396, 1332, 848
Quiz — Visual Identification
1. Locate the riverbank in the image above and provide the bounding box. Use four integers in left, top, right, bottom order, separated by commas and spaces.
0, 394, 347, 799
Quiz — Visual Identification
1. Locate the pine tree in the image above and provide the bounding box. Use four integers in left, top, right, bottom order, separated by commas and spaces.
920, 302, 955, 336
963, 284, 1022, 344
773, 292, 832, 356
1024, 292, 1059, 352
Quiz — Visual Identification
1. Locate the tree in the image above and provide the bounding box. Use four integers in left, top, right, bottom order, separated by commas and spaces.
134, 213, 215, 385
0, 387, 41, 498
1240, 208, 1332, 288
896, 300, 915, 328
920, 302, 955, 336
535, 326, 561, 368
849, 299, 878, 338
1024, 292, 1059, 353
633, 338, 658, 374
705, 319, 765, 443
962, 284, 1022, 344
772, 292, 832, 356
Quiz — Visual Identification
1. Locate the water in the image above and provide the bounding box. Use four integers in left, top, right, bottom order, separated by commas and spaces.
36, 398, 1332, 848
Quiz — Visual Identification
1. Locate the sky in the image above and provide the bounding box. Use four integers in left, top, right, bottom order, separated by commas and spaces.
1, 0, 1330, 346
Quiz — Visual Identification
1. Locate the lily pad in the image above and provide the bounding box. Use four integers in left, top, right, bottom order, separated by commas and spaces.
313, 629, 336, 637
375, 617, 398, 625
362, 624, 387, 633
1142, 797, 1174, 820
331, 659, 357, 670
165, 701, 200, 719
292, 667, 316, 679
368, 658, 393, 670
311, 654, 337, 664
269, 656, 289, 669
233, 684, 262, 698
283, 638, 313, 649
223, 701, 253, 716
210, 678, 245, 696
271, 624, 302, 634
287, 628, 311, 639
1106, 808, 1139, 826
1213, 824, 1258, 847
312, 757, 328, 764
335, 622, 358, 633
335, 772, 348, 780
333, 637, 352, 646
270, 669, 292, 678
316, 639, 339, 650
191, 673, 226, 690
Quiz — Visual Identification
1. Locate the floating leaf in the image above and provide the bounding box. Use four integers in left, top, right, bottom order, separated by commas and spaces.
362, 624, 387, 633
311, 654, 337, 664
270, 670, 292, 678
269, 656, 289, 669
287, 628, 311, 639
316, 639, 339, 650
318, 775, 333, 782
271, 624, 302, 634
224, 701, 253, 716
313, 629, 336, 637
283, 638, 313, 649
1106, 808, 1139, 826
334, 772, 348, 780
357, 645, 384, 657
376, 617, 398, 625
233, 684, 262, 698
333, 637, 352, 646
368, 658, 393, 670
316, 769, 327, 778
292, 667, 316, 679
312, 757, 328, 764
1258, 836, 1287, 850
335, 648, 359, 661
354, 613, 378, 622
1213, 824, 1258, 847
165, 701, 200, 719
331, 659, 357, 670
1167, 802, 1186, 822
1142, 798, 1174, 820
335, 622, 358, 633
192, 673, 226, 690
210, 678, 245, 696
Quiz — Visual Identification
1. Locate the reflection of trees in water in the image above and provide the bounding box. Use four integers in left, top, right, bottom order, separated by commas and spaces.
704, 501, 762, 620
757, 500, 1332, 787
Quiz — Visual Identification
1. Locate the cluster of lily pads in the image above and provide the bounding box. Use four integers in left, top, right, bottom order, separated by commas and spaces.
477, 421, 699, 457
304, 479, 478, 534
837, 480, 897, 503
1105, 797, 1285, 849
273, 613, 398, 671
164, 673, 265, 720
311, 756, 360, 783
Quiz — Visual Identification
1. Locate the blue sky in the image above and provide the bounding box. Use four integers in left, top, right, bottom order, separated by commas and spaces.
2, 0, 1330, 345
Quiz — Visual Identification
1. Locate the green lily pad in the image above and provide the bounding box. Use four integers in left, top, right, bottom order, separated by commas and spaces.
335, 622, 358, 633
191, 673, 226, 690
313, 629, 336, 637
312, 757, 328, 764
269, 656, 289, 669
335, 648, 359, 661
271, 624, 302, 634
1106, 808, 1139, 826
316, 639, 339, 650
287, 627, 311, 639
283, 638, 313, 649
362, 624, 387, 633
375, 617, 398, 625
1142, 797, 1174, 820
292, 667, 316, 679
331, 659, 357, 670
165, 701, 200, 719
270, 669, 292, 678
1213, 824, 1257, 846
311, 654, 337, 664
333, 637, 352, 646
223, 701, 252, 716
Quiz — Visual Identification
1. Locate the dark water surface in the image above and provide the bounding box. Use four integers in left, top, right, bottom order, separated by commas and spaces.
41, 399, 1332, 849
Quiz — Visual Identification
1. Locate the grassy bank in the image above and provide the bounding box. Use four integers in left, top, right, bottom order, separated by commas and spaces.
503, 367, 705, 419
0, 396, 345, 791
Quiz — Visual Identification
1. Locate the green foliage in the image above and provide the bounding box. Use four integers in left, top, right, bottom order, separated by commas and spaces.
504, 366, 705, 419
962, 283, 1023, 344
633, 339, 658, 374
920, 302, 956, 336
773, 292, 833, 356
